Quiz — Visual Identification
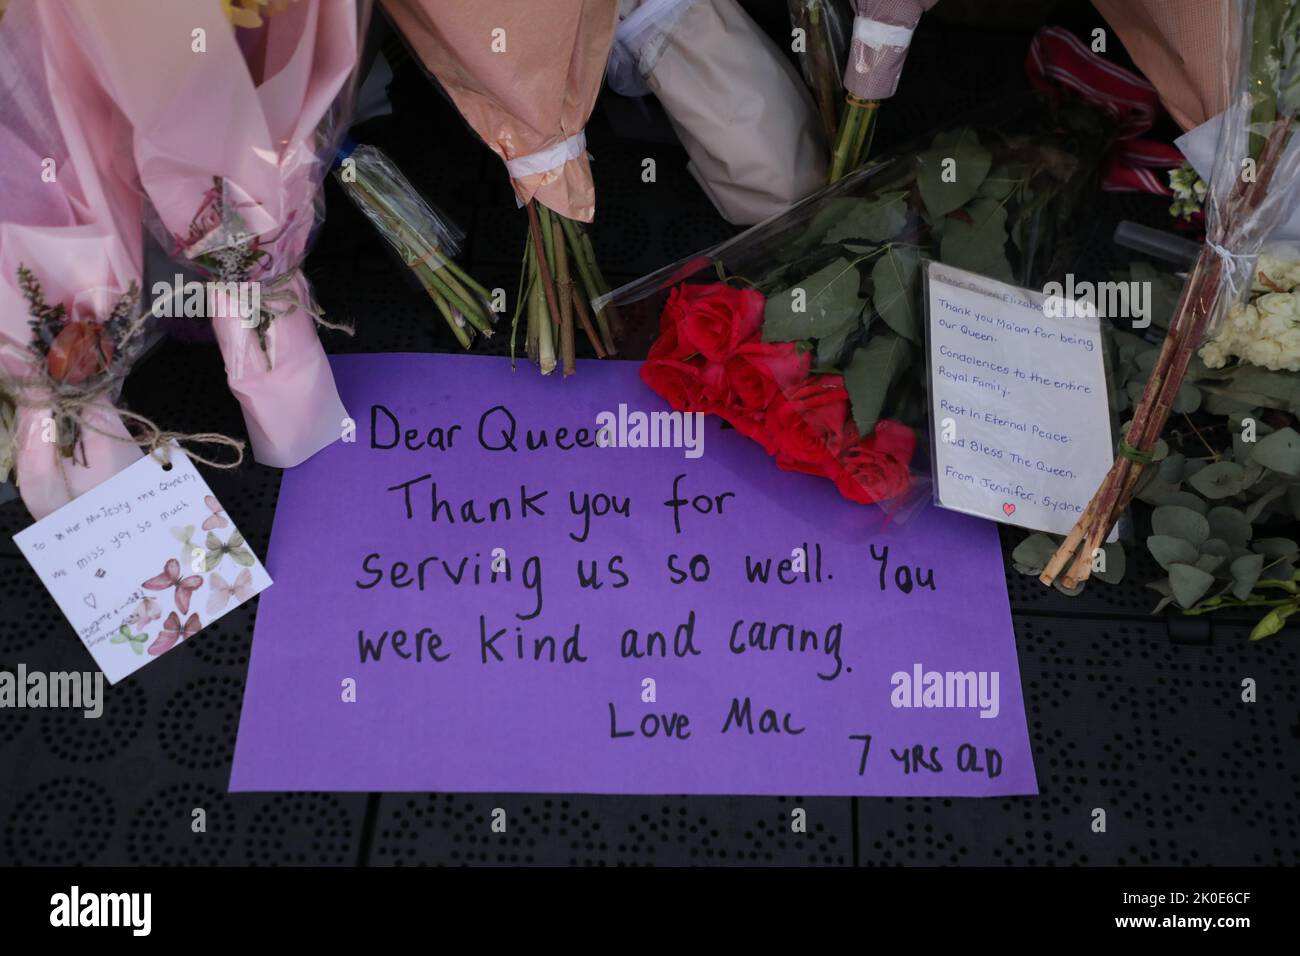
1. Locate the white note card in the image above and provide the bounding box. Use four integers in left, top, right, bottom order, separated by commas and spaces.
926, 262, 1116, 537
13, 448, 272, 683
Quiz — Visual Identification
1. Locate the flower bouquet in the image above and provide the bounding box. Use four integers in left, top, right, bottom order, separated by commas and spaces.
0, 0, 148, 518
333, 139, 495, 349
604, 95, 1104, 510
607, 0, 827, 225
828, 0, 937, 183
54, 0, 369, 468
1041, 0, 1300, 590
382, 0, 621, 375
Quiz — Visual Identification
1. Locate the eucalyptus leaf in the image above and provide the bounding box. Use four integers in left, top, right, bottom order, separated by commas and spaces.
1252, 537, 1299, 560
1146, 534, 1199, 569
1230, 552, 1265, 600
1151, 505, 1210, 545
1011, 533, 1059, 575
1168, 562, 1215, 608
1094, 541, 1127, 584
1172, 383, 1202, 414
1249, 426, 1300, 476
1150, 490, 1208, 512
1207, 506, 1253, 547
1199, 538, 1235, 562
1186, 460, 1247, 499
843, 332, 910, 434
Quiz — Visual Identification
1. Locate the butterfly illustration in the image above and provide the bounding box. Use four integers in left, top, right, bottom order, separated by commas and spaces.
201, 495, 229, 531
129, 596, 162, 627
204, 530, 254, 572
148, 611, 200, 656
142, 559, 203, 614
170, 524, 198, 563
111, 624, 148, 656
206, 568, 254, 615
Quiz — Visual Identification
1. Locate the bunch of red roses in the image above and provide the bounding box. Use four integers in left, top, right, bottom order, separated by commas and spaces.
640, 282, 916, 504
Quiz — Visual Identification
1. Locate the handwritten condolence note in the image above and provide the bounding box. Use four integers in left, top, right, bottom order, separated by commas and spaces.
232, 354, 1035, 796
14, 449, 271, 684
927, 263, 1115, 537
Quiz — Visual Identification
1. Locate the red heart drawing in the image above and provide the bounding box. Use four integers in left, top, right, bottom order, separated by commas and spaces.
1002, 502, 1016, 516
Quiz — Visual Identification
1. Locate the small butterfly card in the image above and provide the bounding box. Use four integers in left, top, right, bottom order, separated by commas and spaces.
13, 447, 272, 683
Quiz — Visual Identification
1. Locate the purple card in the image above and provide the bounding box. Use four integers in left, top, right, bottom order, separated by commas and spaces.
231, 353, 1036, 795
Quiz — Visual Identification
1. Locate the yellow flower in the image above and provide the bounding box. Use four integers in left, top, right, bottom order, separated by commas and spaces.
221, 0, 263, 29
220, 0, 302, 30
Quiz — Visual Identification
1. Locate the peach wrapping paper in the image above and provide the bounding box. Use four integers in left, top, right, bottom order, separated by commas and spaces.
1091, 0, 1237, 131
382, 0, 619, 223
0, 0, 143, 519
54, 0, 361, 468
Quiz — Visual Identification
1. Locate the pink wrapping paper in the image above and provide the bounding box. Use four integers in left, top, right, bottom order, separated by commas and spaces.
54, 0, 361, 467
382, 0, 618, 223
845, 0, 937, 100
0, 0, 144, 519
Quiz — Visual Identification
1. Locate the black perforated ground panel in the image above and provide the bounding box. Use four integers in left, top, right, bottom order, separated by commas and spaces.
2, 4, 1297, 866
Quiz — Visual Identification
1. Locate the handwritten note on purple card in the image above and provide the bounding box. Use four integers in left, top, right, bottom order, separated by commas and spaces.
231, 354, 1036, 795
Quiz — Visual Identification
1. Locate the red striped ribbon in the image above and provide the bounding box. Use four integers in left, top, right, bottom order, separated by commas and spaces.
1026, 26, 1183, 195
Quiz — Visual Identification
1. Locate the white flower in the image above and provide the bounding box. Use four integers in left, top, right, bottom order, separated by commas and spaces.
1201, 293, 1300, 371
1254, 253, 1300, 293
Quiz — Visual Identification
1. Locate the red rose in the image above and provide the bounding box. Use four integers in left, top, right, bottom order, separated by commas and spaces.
721, 408, 779, 455
763, 376, 853, 471
640, 357, 713, 413
831, 420, 916, 503
46, 322, 113, 385
674, 283, 764, 361
724, 341, 810, 412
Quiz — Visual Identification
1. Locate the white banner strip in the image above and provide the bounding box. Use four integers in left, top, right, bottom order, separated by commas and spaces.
505, 131, 588, 179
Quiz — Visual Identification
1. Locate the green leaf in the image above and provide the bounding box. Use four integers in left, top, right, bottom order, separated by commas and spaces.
1186, 460, 1247, 499
1199, 537, 1235, 562
1151, 504, 1211, 545
917, 129, 992, 218
1094, 541, 1127, 584
1146, 490, 1208, 513
843, 332, 910, 434
1207, 506, 1253, 547
823, 192, 909, 245
1249, 426, 1300, 475
763, 258, 865, 342
940, 198, 1012, 282
814, 317, 858, 369
1011, 533, 1059, 575
1229, 552, 1265, 600
1147, 534, 1199, 569
1252, 537, 1299, 560
1157, 452, 1186, 484
870, 246, 920, 343
1172, 383, 1202, 414
1169, 562, 1215, 608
